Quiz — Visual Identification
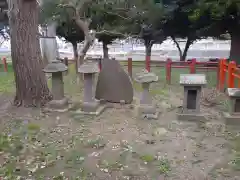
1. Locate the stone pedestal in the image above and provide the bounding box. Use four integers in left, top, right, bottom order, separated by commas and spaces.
224, 88, 240, 125
177, 74, 207, 122
43, 60, 69, 112
72, 61, 106, 117
135, 71, 159, 120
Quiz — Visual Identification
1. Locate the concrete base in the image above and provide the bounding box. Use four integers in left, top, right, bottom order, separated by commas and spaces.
224, 112, 240, 126
72, 104, 106, 119
138, 104, 159, 120
177, 112, 207, 122
44, 97, 71, 112
81, 101, 99, 112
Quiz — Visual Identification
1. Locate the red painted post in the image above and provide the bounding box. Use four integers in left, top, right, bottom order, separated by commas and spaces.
216, 60, 221, 90
166, 58, 172, 84
2, 57, 7, 72
228, 61, 236, 88
128, 57, 132, 78
189, 58, 196, 73
219, 59, 227, 91
145, 56, 150, 72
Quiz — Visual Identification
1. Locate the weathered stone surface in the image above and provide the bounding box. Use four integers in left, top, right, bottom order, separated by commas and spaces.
43, 60, 67, 73
78, 61, 99, 74
178, 74, 207, 122
180, 74, 206, 86
135, 71, 158, 83
52, 72, 64, 100
95, 59, 134, 103
226, 88, 240, 97
224, 112, 240, 126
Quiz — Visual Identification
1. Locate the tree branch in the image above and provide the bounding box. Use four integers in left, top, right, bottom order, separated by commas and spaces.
103, 11, 130, 20
171, 36, 183, 60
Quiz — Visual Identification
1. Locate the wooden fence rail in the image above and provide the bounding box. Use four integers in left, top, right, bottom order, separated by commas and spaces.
51, 57, 240, 91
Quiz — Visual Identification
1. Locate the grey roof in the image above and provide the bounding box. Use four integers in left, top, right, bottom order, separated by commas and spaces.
226, 88, 240, 97
43, 60, 68, 73
78, 61, 99, 73
135, 70, 158, 83
180, 74, 206, 86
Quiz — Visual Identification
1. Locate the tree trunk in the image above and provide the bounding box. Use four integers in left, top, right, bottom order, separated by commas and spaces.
172, 36, 192, 61
171, 36, 183, 61
72, 41, 78, 73
75, 19, 95, 68
182, 38, 192, 61
230, 33, 240, 64
8, 0, 52, 107
103, 41, 109, 59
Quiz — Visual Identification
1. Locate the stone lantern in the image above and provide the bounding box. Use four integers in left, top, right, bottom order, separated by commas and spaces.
43, 60, 68, 111
224, 88, 240, 125
73, 61, 106, 117
177, 74, 207, 122
135, 70, 159, 120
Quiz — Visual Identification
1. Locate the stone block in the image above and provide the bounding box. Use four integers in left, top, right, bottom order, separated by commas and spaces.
72, 104, 107, 118
180, 74, 206, 86
81, 101, 99, 112
224, 112, 240, 126
44, 97, 71, 112
176, 112, 207, 122
138, 104, 159, 120
226, 88, 240, 97
95, 58, 134, 103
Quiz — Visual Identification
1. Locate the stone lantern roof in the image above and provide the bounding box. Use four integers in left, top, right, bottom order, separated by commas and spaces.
43, 60, 67, 73
78, 61, 99, 74
135, 70, 158, 83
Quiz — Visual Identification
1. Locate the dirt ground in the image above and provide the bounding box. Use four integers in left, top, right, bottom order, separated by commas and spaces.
0, 83, 240, 180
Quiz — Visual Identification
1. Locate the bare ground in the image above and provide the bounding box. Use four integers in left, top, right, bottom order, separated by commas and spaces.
0, 85, 239, 180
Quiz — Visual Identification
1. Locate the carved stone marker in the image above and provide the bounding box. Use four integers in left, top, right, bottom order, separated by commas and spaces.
177, 74, 207, 122
43, 60, 68, 111
73, 61, 105, 117
95, 58, 133, 104
135, 71, 159, 120
224, 88, 240, 125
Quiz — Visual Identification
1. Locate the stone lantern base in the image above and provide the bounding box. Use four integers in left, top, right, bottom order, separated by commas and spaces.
44, 97, 71, 112
223, 112, 240, 126
71, 100, 107, 118
176, 107, 207, 122
138, 104, 159, 120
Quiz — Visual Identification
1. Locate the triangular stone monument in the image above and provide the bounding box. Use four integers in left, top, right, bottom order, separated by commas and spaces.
95, 59, 133, 103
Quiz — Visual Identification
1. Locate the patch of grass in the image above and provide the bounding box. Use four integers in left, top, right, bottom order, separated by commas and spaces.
140, 154, 155, 163
0, 71, 15, 93
27, 123, 40, 131
231, 136, 240, 170
85, 136, 106, 149
157, 158, 171, 175
98, 159, 124, 172
65, 150, 85, 168
0, 133, 10, 151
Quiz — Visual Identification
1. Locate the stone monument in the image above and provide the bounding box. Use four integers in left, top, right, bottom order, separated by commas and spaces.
43, 60, 69, 111
135, 70, 159, 120
224, 88, 240, 125
177, 74, 207, 122
95, 58, 134, 104
72, 61, 106, 117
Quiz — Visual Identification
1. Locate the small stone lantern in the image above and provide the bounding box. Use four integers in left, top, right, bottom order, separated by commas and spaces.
224, 88, 240, 125
177, 74, 207, 121
73, 61, 105, 116
43, 60, 68, 111
135, 71, 159, 120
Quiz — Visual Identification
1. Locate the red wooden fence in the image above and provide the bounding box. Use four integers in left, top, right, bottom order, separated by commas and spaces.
127, 58, 219, 85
